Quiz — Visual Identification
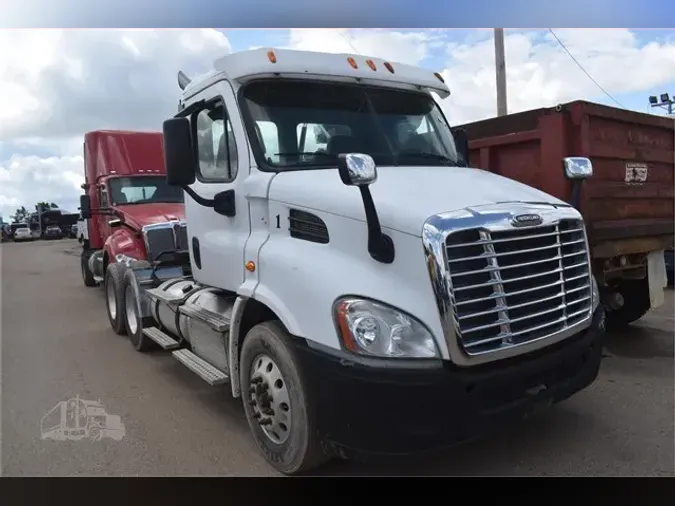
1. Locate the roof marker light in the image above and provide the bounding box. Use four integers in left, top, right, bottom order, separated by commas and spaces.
267, 50, 277, 63
347, 57, 358, 69
383, 62, 395, 74
434, 72, 445, 83
366, 59, 377, 71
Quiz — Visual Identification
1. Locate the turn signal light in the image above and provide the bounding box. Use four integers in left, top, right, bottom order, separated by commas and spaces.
347, 57, 358, 69
245, 261, 256, 272
366, 59, 377, 71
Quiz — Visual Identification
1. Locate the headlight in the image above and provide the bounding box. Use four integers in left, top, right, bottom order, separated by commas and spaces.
333, 298, 439, 359
591, 274, 600, 313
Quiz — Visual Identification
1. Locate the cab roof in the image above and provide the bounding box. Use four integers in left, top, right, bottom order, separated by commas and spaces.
183, 48, 450, 99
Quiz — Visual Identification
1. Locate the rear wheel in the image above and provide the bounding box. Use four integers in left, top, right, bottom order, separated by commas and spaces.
123, 269, 157, 352
105, 262, 127, 335
240, 321, 329, 475
605, 278, 651, 331
81, 250, 96, 287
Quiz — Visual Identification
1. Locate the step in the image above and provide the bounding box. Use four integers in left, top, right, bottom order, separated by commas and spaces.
179, 303, 230, 333
172, 349, 229, 386
145, 287, 185, 307
142, 327, 180, 350
93, 275, 104, 284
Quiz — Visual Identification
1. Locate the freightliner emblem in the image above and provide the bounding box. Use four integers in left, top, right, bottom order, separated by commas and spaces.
511, 213, 543, 227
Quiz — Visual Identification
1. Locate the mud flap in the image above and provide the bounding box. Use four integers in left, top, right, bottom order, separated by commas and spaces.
647, 250, 667, 310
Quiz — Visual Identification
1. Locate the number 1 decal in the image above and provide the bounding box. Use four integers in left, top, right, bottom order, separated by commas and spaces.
275, 214, 281, 229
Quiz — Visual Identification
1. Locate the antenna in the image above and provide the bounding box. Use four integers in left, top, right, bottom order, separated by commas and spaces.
177, 71, 192, 91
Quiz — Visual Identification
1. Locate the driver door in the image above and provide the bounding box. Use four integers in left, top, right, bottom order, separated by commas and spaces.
186, 81, 251, 291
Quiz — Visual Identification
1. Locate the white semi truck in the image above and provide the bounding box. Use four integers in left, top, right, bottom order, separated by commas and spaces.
80, 48, 606, 475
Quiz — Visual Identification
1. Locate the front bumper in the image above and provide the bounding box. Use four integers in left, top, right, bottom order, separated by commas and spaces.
297, 306, 606, 458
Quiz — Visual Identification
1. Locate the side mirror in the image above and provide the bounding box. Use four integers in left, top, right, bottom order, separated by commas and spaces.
336, 153, 393, 264
452, 127, 470, 166
564, 157, 593, 179
80, 195, 91, 219
337, 153, 378, 186
163, 117, 197, 187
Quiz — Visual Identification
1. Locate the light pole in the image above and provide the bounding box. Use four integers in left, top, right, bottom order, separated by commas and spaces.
649, 93, 674, 115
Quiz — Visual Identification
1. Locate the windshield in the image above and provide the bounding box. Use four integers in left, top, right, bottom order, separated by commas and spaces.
108, 176, 184, 206
241, 80, 460, 170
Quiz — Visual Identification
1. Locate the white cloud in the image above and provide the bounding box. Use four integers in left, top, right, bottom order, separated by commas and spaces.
0, 28, 232, 218
1, 28, 673, 220
438, 29, 675, 124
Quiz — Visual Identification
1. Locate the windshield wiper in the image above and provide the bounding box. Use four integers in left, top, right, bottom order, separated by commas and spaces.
397, 151, 460, 166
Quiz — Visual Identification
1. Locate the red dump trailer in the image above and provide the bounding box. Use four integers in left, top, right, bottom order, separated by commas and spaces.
456, 100, 674, 330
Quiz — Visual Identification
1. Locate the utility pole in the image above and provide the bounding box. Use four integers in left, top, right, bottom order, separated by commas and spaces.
494, 28, 508, 117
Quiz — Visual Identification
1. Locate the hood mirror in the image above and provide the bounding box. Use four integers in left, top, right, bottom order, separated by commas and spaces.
337, 153, 378, 186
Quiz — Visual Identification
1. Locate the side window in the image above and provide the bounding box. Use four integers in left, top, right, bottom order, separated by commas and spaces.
195, 104, 238, 182
99, 185, 108, 207
256, 121, 279, 164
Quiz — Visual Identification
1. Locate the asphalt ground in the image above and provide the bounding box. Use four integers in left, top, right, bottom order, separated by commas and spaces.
1, 239, 673, 476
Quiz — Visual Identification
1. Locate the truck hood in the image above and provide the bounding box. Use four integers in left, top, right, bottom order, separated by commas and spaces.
116, 203, 185, 230
268, 166, 569, 237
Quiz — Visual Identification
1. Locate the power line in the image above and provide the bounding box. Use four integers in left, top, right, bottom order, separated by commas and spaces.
340, 30, 361, 54
548, 28, 625, 109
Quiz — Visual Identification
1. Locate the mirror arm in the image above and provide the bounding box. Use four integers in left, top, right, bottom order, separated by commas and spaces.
183, 186, 215, 207
358, 186, 395, 264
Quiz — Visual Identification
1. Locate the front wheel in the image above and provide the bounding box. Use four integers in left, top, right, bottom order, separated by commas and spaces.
239, 321, 329, 475
105, 262, 127, 335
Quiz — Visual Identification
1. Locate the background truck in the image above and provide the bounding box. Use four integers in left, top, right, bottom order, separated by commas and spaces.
78, 130, 186, 332
454, 102, 674, 330
81, 48, 606, 475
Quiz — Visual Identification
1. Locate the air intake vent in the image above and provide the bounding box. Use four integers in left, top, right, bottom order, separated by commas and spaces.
288, 209, 329, 244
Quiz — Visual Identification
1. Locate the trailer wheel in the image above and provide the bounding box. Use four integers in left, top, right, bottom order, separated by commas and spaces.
81, 250, 96, 287
605, 278, 651, 330
123, 269, 157, 351
239, 321, 329, 475
105, 262, 127, 335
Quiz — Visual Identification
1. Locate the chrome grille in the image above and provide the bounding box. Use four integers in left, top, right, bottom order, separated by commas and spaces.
445, 219, 592, 355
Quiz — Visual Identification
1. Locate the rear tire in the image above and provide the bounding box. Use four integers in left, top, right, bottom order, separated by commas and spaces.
123, 269, 157, 352
81, 250, 97, 287
105, 262, 127, 335
605, 278, 651, 331
239, 321, 329, 475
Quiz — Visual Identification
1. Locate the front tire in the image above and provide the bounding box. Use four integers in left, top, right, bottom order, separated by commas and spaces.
239, 321, 329, 475
105, 262, 127, 335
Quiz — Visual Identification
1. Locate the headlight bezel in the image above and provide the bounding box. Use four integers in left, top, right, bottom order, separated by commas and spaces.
333, 296, 440, 360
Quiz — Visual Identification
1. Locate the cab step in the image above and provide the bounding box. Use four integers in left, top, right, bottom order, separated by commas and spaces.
142, 326, 180, 350
145, 287, 184, 307
179, 303, 230, 333
93, 275, 104, 284
172, 349, 229, 386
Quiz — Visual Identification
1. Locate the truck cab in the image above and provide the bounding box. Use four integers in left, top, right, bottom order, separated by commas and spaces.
97, 48, 606, 475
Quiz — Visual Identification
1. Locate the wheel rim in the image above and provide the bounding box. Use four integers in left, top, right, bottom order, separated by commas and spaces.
125, 284, 138, 335
248, 354, 292, 445
106, 277, 117, 320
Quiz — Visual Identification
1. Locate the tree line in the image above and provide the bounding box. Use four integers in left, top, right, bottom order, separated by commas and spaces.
10, 202, 60, 223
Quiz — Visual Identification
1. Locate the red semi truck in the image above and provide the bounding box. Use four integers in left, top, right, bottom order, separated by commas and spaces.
454, 100, 674, 330
79, 130, 186, 331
